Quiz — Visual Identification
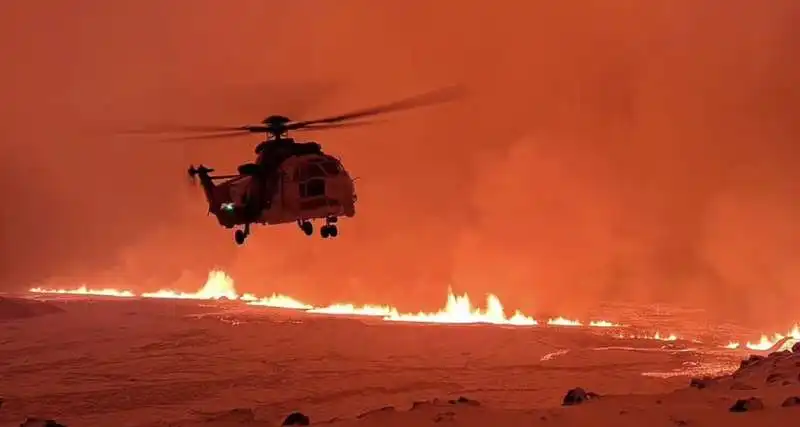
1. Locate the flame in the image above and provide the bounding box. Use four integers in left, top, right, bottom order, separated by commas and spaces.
724, 325, 800, 351
384, 290, 538, 325
27, 270, 798, 350
653, 331, 677, 342
309, 304, 397, 317
141, 270, 238, 300
614, 331, 679, 342
29, 285, 135, 298
547, 317, 582, 327
248, 293, 312, 310
589, 320, 620, 328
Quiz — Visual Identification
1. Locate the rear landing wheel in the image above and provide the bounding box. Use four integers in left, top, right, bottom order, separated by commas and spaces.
320, 225, 338, 238
300, 221, 313, 236
234, 229, 246, 245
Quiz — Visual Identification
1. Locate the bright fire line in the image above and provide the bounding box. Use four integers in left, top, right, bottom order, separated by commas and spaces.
28, 269, 797, 349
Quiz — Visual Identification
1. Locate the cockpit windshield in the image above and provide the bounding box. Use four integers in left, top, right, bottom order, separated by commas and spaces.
295, 160, 342, 181
320, 161, 342, 175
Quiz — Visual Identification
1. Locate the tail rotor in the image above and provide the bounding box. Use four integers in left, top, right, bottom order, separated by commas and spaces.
187, 164, 214, 185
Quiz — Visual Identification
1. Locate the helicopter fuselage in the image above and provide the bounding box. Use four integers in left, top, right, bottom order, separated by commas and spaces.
193, 142, 356, 234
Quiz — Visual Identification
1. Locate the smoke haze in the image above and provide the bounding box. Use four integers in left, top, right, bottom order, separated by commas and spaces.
1, 0, 798, 329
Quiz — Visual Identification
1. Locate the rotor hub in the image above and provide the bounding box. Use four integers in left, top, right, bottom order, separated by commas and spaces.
260, 115, 292, 138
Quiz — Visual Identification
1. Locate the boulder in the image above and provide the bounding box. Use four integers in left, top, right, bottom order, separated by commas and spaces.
690, 377, 715, 389
19, 418, 67, 427
448, 396, 480, 406
729, 397, 765, 412
781, 396, 800, 407
282, 412, 310, 426
562, 388, 600, 406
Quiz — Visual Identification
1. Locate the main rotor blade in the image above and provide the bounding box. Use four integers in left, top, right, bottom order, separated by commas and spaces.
296, 121, 378, 132
121, 125, 271, 138
121, 125, 247, 135
287, 85, 466, 129
162, 131, 255, 141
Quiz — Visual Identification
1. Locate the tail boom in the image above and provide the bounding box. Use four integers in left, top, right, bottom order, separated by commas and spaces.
188, 165, 217, 213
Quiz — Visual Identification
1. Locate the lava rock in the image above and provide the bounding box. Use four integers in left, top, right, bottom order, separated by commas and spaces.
769, 351, 791, 358
433, 411, 456, 423
19, 418, 67, 427
203, 408, 255, 423
690, 377, 715, 389
282, 412, 310, 426
730, 381, 757, 390
767, 373, 787, 384
729, 397, 765, 412
410, 400, 433, 410
739, 355, 766, 370
448, 396, 480, 406
792, 342, 800, 353
781, 396, 800, 407
562, 388, 600, 406
356, 406, 396, 419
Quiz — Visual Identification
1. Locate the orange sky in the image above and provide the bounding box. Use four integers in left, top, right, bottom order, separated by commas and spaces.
1, 1, 798, 329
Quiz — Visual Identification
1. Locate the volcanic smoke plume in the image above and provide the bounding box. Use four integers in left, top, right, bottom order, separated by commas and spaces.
0, 1, 798, 330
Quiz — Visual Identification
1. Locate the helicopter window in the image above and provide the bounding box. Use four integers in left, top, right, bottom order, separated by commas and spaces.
307, 164, 326, 178
298, 163, 325, 180
300, 179, 326, 198
320, 161, 341, 175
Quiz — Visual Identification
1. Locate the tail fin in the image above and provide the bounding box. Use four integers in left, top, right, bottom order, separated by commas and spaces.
188, 165, 217, 212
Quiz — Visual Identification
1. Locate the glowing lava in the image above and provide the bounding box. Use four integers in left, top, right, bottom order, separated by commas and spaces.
248, 293, 313, 310
28, 285, 136, 298
614, 331, 679, 342
739, 325, 800, 351
141, 271, 239, 300
309, 304, 397, 317
28, 269, 798, 349
589, 320, 620, 328
547, 317, 582, 327
383, 290, 537, 325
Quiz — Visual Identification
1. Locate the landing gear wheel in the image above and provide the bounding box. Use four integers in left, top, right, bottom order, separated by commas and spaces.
234, 229, 246, 245
320, 225, 338, 239
300, 221, 313, 236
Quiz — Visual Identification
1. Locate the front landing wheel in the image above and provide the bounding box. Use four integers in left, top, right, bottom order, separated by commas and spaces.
320, 225, 338, 238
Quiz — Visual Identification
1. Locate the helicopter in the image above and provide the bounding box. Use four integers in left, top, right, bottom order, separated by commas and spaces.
130, 87, 462, 245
